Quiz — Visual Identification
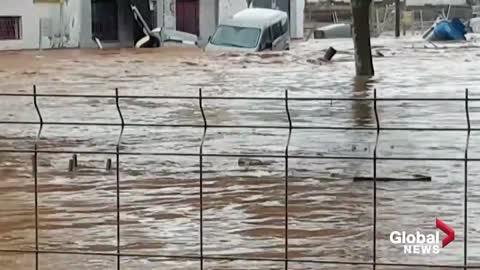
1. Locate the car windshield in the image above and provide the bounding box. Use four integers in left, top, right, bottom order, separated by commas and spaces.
210, 25, 261, 49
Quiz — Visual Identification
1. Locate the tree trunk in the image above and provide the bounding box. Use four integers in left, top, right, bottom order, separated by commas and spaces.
351, 0, 374, 77
395, 0, 401, 37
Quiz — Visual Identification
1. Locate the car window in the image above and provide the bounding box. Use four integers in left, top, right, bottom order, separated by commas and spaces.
210, 25, 261, 49
272, 22, 283, 40
260, 27, 273, 50
281, 20, 288, 34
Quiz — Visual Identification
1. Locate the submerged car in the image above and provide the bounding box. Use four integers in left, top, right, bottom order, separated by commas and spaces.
313, 23, 352, 39
423, 16, 467, 41
205, 8, 290, 52
131, 4, 198, 48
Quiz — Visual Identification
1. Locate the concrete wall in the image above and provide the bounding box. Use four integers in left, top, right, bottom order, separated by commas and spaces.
199, 0, 218, 45
248, 0, 301, 32
0, 0, 89, 50
42, 0, 83, 48
0, 0, 39, 50
196, 0, 247, 45
291, 0, 305, 39
165, 0, 177, 29
218, 0, 248, 23
62, 0, 82, 47
79, 0, 95, 48
157, 0, 176, 29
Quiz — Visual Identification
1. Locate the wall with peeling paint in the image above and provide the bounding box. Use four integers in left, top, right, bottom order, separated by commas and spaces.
40, 0, 83, 48
165, 0, 177, 29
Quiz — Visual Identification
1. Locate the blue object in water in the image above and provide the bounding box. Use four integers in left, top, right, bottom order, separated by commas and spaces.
433, 18, 466, 41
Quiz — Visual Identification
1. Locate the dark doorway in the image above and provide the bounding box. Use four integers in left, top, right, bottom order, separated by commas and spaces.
91, 0, 119, 41
130, 0, 155, 44
176, 0, 200, 36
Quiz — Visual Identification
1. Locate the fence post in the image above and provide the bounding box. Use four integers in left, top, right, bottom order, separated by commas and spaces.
373, 88, 380, 269
464, 88, 470, 268
284, 90, 292, 270
33, 84, 43, 270
199, 88, 207, 270
115, 88, 124, 270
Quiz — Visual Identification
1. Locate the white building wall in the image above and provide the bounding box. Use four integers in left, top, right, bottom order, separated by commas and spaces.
194, 0, 247, 45
290, 0, 305, 39
0, 0, 38, 50
40, 0, 83, 48
218, 0, 248, 23
0, 0, 86, 50
199, 0, 218, 45
158, 0, 177, 29
79, 0, 94, 48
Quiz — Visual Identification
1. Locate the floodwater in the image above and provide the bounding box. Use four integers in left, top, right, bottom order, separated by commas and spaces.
1, 37, 480, 270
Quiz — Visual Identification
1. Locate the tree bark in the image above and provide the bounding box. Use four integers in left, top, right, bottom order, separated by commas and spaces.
351, 0, 374, 77
395, 0, 401, 37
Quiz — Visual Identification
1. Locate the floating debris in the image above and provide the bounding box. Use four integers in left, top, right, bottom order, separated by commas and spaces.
353, 175, 432, 182
238, 158, 274, 167
181, 61, 199, 66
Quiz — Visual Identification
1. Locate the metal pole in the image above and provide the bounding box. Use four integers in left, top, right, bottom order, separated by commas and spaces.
214, 0, 219, 26
39, 19, 42, 51
420, 9, 424, 30
395, 0, 400, 37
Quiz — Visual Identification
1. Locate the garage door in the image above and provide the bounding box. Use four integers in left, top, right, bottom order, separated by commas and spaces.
176, 0, 199, 36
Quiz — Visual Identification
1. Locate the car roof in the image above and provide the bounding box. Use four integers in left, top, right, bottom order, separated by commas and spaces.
222, 8, 288, 29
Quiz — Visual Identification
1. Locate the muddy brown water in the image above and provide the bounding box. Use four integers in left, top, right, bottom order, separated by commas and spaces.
1, 38, 480, 269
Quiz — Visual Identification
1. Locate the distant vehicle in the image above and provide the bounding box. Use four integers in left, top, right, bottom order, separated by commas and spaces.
423, 17, 466, 41
130, 4, 198, 48
205, 8, 290, 52
466, 16, 480, 33
313, 23, 352, 39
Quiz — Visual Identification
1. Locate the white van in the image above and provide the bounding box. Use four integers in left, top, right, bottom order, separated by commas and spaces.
205, 8, 290, 52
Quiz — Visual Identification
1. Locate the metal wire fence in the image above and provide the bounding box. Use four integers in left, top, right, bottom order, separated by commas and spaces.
0, 85, 477, 269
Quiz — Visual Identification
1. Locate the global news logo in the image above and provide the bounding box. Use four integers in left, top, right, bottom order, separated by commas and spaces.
389, 218, 455, 255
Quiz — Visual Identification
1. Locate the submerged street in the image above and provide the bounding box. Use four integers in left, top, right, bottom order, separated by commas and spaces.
1, 37, 480, 269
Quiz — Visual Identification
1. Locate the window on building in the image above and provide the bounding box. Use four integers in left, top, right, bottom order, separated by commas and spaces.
0, 17, 21, 40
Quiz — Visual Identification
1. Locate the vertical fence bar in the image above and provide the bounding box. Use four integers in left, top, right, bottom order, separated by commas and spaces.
464, 88, 470, 269
115, 88, 124, 270
33, 85, 43, 270
284, 90, 292, 270
199, 88, 207, 270
373, 89, 380, 270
